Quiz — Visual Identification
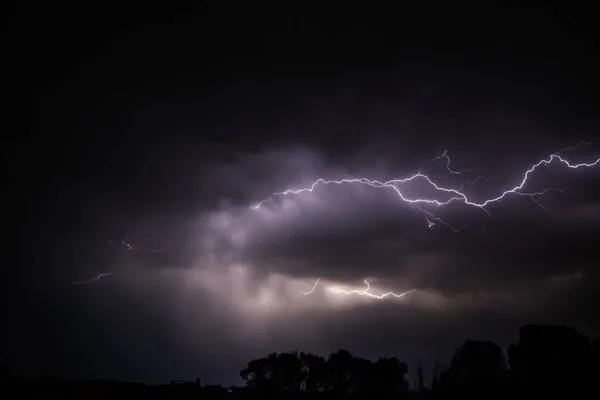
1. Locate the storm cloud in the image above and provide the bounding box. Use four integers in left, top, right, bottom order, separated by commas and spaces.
10, 5, 600, 387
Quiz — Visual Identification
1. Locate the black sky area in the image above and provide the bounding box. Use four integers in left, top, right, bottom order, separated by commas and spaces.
7, 2, 600, 386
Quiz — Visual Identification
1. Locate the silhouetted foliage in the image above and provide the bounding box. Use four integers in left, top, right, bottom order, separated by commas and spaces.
438, 340, 507, 393
0, 365, 12, 385
300, 352, 327, 391
371, 356, 409, 393
327, 349, 354, 392
508, 324, 593, 394
240, 348, 409, 395
240, 356, 272, 390
593, 339, 600, 377
238, 324, 599, 398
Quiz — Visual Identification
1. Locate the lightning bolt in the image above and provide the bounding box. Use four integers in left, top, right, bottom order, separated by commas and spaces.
303, 279, 415, 300
74, 273, 111, 285
251, 144, 600, 230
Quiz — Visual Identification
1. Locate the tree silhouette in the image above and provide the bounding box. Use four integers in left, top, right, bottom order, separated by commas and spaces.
240, 356, 272, 390
327, 349, 354, 392
372, 356, 409, 393
441, 340, 506, 392
593, 339, 600, 377
240, 349, 408, 394
238, 325, 596, 397
348, 356, 372, 392
508, 325, 592, 393
416, 362, 424, 392
300, 352, 328, 391
0, 365, 11, 385
272, 352, 302, 391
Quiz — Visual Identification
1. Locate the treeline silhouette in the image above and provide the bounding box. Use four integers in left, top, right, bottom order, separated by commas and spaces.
239, 324, 600, 397
241, 349, 409, 394
1, 324, 599, 399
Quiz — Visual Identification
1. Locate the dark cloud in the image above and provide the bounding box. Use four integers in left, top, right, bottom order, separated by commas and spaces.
13, 125, 598, 385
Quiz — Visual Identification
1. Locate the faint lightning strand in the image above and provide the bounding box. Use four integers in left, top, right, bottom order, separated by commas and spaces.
551, 271, 583, 282
145, 247, 166, 253
109, 240, 134, 250
121, 240, 133, 250
430, 149, 472, 175
458, 174, 497, 191
74, 273, 111, 285
420, 208, 466, 232
554, 140, 593, 155
301, 279, 320, 295
329, 280, 415, 300
516, 187, 564, 211
428, 150, 493, 191
426, 217, 435, 229
109, 240, 166, 253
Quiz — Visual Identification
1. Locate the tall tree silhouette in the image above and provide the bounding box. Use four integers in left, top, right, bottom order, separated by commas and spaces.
240, 356, 272, 389
373, 356, 409, 393
441, 340, 506, 392
0, 365, 12, 385
271, 352, 303, 391
300, 352, 328, 391
327, 349, 355, 392
508, 325, 592, 393
593, 339, 600, 377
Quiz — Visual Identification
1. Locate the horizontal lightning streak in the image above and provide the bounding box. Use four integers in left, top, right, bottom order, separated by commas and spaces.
251, 145, 599, 230
303, 279, 415, 300
330, 280, 415, 299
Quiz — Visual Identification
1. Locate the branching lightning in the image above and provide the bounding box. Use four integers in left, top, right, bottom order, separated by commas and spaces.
251, 143, 599, 230
74, 273, 111, 285
303, 279, 415, 300
430, 149, 473, 175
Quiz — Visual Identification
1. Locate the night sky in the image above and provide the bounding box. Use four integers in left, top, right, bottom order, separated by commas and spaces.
7, 2, 600, 386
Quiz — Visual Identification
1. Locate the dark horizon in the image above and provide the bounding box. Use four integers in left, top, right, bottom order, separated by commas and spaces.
2, 323, 599, 398
8, 3, 600, 387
